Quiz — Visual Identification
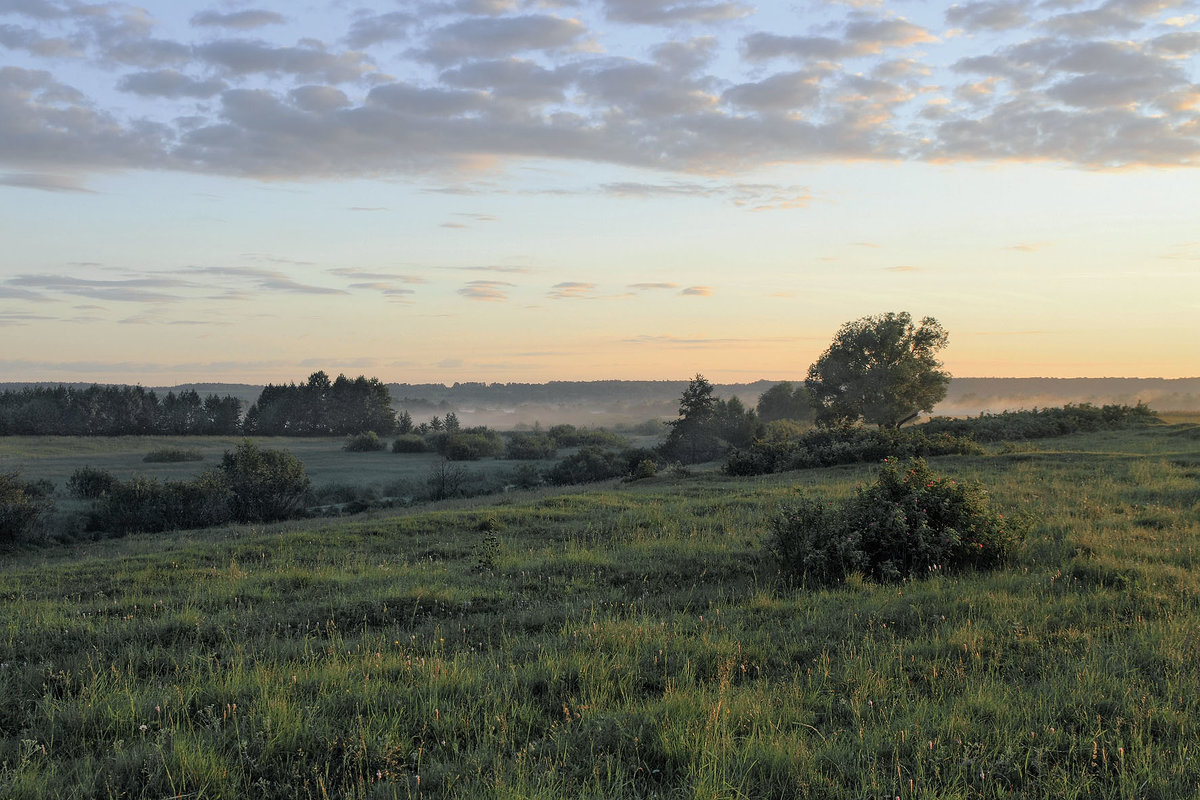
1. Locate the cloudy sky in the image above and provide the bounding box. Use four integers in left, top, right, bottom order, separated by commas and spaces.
1, 0, 1197, 384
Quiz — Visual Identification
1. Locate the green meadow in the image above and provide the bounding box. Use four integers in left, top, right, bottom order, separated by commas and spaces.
3, 420, 1200, 798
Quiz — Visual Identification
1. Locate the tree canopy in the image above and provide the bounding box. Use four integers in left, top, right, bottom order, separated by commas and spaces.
805, 312, 950, 429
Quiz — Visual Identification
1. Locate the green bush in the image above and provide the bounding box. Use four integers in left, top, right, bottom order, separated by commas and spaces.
344, 431, 386, 452
143, 447, 204, 463
391, 434, 428, 453
67, 466, 119, 499
1, 471, 53, 544
629, 458, 658, 480
545, 446, 629, 485
444, 428, 504, 461
771, 458, 1025, 585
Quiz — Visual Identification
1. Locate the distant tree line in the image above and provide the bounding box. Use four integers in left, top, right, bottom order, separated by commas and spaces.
0, 385, 242, 436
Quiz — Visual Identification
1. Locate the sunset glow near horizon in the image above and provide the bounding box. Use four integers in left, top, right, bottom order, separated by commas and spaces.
1, 0, 1198, 386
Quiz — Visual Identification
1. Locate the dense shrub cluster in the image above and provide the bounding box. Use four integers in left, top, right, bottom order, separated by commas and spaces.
1, 471, 54, 544
391, 434, 428, 453
920, 403, 1156, 442
546, 424, 629, 448
83, 441, 310, 536
726, 426, 982, 476
771, 458, 1025, 585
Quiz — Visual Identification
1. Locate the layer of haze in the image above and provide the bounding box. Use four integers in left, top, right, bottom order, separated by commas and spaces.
1, 0, 1197, 384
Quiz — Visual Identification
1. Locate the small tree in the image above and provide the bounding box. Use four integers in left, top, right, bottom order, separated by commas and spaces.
661, 374, 725, 464
427, 458, 467, 500
806, 312, 950, 429
1, 471, 52, 544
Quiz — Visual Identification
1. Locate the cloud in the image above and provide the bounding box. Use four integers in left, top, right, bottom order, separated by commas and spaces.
345, 11, 418, 48
0, 1, 1197, 180
0, 284, 53, 301
118, 69, 227, 98
680, 285, 712, 295
183, 266, 349, 295
440, 57, 567, 103
0, 311, 56, 326
419, 15, 590, 65
601, 0, 752, 25
629, 282, 681, 290
723, 71, 822, 112
0, 171, 94, 192
0, 22, 78, 57
601, 181, 812, 210
743, 15, 936, 62
459, 280, 514, 300
195, 39, 375, 83
946, 1, 1031, 32
190, 9, 287, 30
6, 273, 196, 303
329, 268, 427, 283
548, 281, 596, 299
440, 265, 533, 273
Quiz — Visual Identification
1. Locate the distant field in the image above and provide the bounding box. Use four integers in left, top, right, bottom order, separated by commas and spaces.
2, 423, 1199, 798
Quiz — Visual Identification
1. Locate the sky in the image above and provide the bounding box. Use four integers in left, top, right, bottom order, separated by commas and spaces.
1, 0, 1198, 385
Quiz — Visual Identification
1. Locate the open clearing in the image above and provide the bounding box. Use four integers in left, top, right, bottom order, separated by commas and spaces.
3, 422, 1199, 798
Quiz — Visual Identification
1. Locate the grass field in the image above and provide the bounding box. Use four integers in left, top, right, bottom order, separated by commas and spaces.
2, 422, 1200, 798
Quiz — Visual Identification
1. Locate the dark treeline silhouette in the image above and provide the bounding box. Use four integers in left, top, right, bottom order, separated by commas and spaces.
243, 371, 396, 436
0, 385, 242, 436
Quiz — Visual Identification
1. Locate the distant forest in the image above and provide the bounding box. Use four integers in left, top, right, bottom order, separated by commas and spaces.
0, 385, 242, 436
2, 375, 1198, 437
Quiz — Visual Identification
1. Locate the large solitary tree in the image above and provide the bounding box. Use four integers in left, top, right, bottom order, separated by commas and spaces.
805, 312, 950, 429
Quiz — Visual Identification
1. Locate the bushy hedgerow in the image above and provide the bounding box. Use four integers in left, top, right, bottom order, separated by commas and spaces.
391, 434, 428, 453
542, 446, 663, 485
87, 472, 232, 535
86, 441, 310, 535
67, 466, 119, 499
1, 471, 54, 544
920, 403, 1157, 442
725, 425, 982, 476
771, 458, 1025, 585
547, 424, 629, 448
504, 431, 558, 460
344, 431, 386, 452
143, 447, 204, 463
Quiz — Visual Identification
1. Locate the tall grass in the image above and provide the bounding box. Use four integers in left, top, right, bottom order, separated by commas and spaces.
2, 426, 1199, 798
